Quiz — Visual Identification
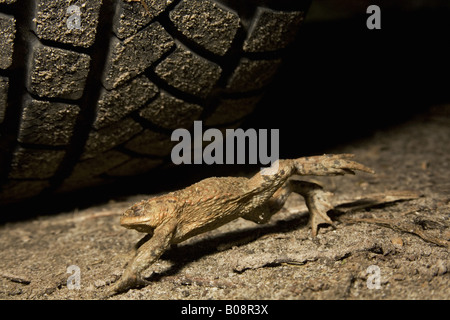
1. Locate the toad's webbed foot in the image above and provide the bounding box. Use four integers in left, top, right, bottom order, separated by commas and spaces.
112, 272, 150, 294
289, 180, 335, 237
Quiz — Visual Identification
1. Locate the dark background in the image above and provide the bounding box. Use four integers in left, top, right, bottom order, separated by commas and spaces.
248, 0, 450, 158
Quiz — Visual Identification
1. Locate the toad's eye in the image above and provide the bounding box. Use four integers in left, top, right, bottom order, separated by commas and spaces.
124, 202, 146, 217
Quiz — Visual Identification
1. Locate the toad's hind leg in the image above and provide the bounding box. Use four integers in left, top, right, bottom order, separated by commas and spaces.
243, 180, 335, 237
242, 183, 292, 224
289, 180, 335, 237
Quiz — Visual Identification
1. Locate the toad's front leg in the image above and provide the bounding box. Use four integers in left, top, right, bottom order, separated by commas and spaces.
112, 219, 177, 294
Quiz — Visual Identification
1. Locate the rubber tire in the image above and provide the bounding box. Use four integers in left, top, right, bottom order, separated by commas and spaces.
0, 0, 311, 205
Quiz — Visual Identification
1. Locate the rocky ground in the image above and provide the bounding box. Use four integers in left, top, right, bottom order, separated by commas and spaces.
0, 104, 449, 300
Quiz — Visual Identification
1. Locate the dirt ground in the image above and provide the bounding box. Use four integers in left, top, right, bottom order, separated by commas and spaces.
0, 104, 449, 300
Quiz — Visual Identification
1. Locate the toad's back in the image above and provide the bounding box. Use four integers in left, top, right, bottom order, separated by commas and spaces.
172, 176, 252, 242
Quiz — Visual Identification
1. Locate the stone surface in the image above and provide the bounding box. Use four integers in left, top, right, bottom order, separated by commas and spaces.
243, 7, 304, 52
139, 91, 202, 129
33, 0, 102, 48
205, 95, 262, 126
124, 129, 176, 157
82, 118, 143, 160
8, 147, 65, 179
102, 22, 174, 90
18, 98, 80, 146
169, 0, 240, 56
155, 44, 222, 98
27, 43, 91, 100
0, 13, 15, 69
226, 58, 282, 92
60, 150, 130, 192
0, 180, 49, 203
106, 158, 163, 177
93, 75, 158, 130
113, 0, 174, 39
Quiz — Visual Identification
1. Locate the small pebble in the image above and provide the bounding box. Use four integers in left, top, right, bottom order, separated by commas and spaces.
390, 237, 403, 246
94, 279, 106, 288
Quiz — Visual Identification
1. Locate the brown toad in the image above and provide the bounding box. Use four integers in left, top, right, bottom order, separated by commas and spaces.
112, 154, 374, 293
